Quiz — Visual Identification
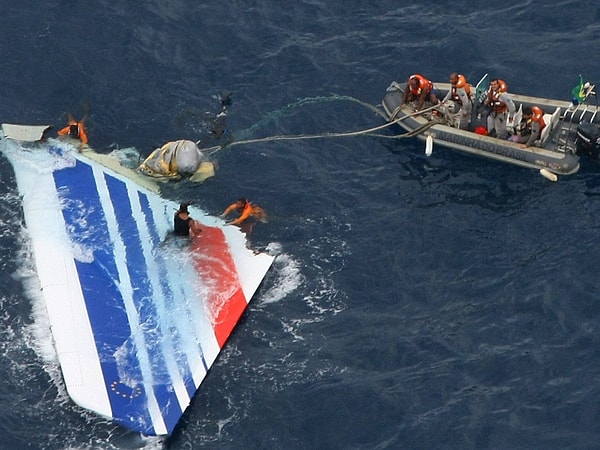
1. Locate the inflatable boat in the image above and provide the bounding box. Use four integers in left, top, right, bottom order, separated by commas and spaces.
0, 124, 274, 436
381, 74, 600, 178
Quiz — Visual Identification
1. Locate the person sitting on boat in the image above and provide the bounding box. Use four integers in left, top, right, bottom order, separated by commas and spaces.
442, 72, 472, 130
221, 198, 267, 226
510, 106, 546, 148
484, 79, 516, 140
174, 202, 202, 238
57, 115, 89, 146
399, 74, 439, 112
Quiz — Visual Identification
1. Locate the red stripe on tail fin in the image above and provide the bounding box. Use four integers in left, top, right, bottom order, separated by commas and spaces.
191, 226, 248, 347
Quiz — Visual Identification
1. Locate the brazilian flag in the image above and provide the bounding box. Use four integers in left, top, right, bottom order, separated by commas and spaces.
571, 74, 586, 105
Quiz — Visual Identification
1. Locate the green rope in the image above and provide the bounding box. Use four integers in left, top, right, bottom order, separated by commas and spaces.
237, 94, 385, 139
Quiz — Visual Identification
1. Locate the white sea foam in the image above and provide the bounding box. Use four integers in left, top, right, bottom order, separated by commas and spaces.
258, 247, 304, 305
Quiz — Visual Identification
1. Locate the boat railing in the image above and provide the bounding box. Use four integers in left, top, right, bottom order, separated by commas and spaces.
563, 84, 598, 124
562, 102, 599, 133
564, 104, 597, 124
554, 100, 600, 151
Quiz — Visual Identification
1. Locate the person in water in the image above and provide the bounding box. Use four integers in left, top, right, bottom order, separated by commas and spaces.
57, 115, 89, 146
173, 203, 202, 237
221, 198, 267, 226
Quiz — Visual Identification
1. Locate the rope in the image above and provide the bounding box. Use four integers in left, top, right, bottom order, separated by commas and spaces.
201, 97, 442, 154
368, 120, 439, 139
226, 119, 399, 149
237, 94, 386, 139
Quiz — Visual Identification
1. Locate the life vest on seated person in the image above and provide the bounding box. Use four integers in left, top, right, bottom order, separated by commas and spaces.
530, 106, 546, 130
519, 106, 546, 137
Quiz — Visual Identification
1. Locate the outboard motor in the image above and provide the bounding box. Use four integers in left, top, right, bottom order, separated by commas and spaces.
576, 122, 600, 159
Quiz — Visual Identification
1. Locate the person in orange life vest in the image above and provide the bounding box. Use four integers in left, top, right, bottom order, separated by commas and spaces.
173, 202, 202, 238
57, 115, 89, 145
483, 79, 516, 140
399, 74, 439, 111
442, 72, 472, 130
221, 198, 267, 226
510, 106, 546, 148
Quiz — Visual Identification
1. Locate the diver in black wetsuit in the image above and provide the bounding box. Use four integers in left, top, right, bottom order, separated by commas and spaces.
174, 203, 202, 237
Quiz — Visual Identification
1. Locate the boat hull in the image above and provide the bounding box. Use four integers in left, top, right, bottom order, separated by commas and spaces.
382, 81, 583, 175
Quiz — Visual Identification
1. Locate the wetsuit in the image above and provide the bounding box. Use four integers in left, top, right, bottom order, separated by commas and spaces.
174, 214, 192, 236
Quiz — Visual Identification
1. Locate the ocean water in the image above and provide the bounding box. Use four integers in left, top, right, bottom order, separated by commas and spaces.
1, 1, 600, 449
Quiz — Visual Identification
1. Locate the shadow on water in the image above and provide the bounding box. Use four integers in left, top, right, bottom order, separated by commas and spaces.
380, 136, 559, 213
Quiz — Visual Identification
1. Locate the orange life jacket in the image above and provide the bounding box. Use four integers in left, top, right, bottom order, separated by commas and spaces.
224, 200, 265, 225
531, 106, 546, 129
58, 120, 88, 144
487, 79, 509, 113
519, 106, 546, 137
408, 74, 433, 96
450, 74, 471, 105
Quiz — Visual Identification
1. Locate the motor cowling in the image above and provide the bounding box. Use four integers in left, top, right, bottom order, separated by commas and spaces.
576, 122, 600, 159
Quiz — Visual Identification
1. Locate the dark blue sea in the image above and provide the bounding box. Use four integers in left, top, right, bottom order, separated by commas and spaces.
1, 1, 600, 449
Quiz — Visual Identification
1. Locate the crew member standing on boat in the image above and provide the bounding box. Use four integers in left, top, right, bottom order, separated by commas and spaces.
484, 79, 516, 139
442, 72, 472, 130
174, 202, 202, 238
399, 74, 439, 112
57, 115, 89, 147
511, 106, 546, 148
